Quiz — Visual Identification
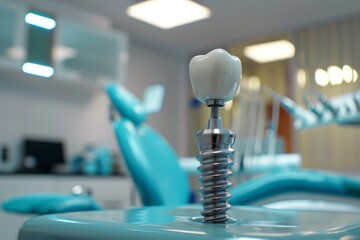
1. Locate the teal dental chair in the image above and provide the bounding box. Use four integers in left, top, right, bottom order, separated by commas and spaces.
107, 84, 191, 206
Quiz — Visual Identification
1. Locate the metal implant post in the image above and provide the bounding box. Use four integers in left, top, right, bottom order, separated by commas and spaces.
195, 100, 236, 223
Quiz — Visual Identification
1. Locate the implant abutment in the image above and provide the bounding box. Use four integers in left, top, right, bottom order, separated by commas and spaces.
208, 102, 223, 130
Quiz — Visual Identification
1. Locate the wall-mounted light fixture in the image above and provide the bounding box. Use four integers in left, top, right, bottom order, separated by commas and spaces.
328, 66, 343, 86
244, 40, 295, 63
23, 11, 55, 78
126, 0, 211, 29
297, 69, 306, 88
22, 62, 54, 78
25, 12, 56, 30
314, 65, 358, 87
315, 68, 330, 87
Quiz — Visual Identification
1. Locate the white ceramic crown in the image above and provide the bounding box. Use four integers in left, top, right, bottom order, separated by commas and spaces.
189, 49, 242, 104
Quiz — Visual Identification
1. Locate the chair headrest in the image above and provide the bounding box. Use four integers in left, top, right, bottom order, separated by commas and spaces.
105, 84, 148, 125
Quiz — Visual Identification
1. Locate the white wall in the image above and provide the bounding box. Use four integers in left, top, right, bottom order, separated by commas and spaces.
0, 73, 110, 161
125, 41, 190, 156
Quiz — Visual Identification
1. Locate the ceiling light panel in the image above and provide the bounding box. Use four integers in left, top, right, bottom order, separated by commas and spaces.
127, 0, 211, 29
244, 40, 295, 63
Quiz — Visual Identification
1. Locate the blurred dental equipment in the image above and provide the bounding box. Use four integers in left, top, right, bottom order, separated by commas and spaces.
232, 83, 301, 183
264, 87, 360, 130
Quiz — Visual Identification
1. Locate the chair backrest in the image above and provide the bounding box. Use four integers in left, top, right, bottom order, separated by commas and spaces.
106, 84, 191, 206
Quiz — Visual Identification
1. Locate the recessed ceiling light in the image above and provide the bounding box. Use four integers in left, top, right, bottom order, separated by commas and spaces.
243, 40, 295, 63
126, 0, 211, 29
25, 13, 56, 30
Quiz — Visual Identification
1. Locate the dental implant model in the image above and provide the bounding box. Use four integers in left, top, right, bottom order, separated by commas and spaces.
189, 49, 242, 223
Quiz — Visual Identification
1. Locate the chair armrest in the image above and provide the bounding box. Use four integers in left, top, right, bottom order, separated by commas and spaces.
243, 153, 302, 174
2, 194, 102, 215
230, 170, 360, 205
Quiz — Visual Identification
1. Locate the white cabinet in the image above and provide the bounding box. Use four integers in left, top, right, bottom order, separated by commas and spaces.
55, 19, 128, 84
0, 1, 128, 85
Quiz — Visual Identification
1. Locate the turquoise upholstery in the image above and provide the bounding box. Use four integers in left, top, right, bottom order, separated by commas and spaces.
106, 84, 147, 125
106, 83, 190, 205
113, 119, 191, 205
230, 170, 360, 205
2, 194, 101, 215
107, 84, 190, 206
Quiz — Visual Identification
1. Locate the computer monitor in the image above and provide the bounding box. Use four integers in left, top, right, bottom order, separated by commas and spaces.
20, 138, 65, 174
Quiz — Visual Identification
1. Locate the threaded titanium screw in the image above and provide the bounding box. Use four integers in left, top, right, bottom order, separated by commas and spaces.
195, 102, 236, 223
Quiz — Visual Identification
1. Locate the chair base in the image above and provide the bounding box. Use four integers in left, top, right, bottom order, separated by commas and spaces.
20, 205, 360, 239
